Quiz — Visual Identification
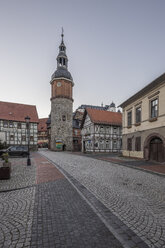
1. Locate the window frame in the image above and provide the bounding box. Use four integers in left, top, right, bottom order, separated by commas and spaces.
127, 138, 132, 151
3, 121, 8, 128
127, 111, 132, 127
135, 137, 141, 151
135, 106, 141, 124
150, 97, 158, 119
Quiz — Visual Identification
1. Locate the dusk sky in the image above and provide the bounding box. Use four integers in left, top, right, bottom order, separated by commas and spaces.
0, 0, 165, 118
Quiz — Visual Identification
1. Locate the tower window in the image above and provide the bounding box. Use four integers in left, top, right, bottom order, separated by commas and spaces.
63, 58, 65, 65
59, 58, 62, 66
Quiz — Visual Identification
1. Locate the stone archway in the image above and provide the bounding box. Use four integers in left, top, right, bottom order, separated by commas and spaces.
144, 133, 165, 162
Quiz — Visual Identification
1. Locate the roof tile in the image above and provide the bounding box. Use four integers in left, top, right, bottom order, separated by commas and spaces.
0, 101, 39, 123
86, 108, 122, 125
38, 118, 48, 132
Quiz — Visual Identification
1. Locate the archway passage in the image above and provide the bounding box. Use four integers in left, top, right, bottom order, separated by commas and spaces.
150, 137, 164, 162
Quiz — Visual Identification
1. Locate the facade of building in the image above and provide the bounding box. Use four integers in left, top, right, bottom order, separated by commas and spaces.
38, 118, 48, 147
72, 110, 83, 151
0, 101, 38, 149
119, 73, 165, 162
50, 32, 74, 151
46, 114, 51, 149
81, 108, 122, 153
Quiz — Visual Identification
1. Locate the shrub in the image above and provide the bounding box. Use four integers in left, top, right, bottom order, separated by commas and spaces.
2, 153, 9, 163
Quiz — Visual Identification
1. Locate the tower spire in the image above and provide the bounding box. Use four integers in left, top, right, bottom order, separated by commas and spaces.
51, 31, 73, 81
61, 27, 64, 43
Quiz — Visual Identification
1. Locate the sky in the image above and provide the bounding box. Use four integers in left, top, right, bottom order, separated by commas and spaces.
0, 0, 165, 118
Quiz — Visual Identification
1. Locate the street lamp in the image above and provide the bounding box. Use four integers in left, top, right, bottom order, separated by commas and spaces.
25, 116, 31, 166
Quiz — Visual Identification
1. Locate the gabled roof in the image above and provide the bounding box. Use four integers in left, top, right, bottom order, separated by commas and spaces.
0, 101, 39, 123
119, 73, 165, 108
81, 108, 122, 128
38, 118, 48, 132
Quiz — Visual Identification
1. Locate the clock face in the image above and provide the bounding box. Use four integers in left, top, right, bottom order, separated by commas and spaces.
57, 82, 61, 87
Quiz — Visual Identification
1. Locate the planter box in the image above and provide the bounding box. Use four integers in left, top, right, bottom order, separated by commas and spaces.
0, 163, 11, 180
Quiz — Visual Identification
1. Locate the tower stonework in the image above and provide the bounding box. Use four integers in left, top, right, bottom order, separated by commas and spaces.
50, 32, 74, 151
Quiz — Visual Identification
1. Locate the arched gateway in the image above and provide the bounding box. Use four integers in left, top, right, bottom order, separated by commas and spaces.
144, 133, 165, 162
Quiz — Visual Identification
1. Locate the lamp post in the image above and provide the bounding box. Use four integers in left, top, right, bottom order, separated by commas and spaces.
25, 116, 31, 166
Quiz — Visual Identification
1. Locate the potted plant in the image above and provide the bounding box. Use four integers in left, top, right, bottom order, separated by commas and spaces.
0, 153, 11, 180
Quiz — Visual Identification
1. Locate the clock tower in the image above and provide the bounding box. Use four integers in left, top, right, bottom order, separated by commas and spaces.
50, 31, 74, 151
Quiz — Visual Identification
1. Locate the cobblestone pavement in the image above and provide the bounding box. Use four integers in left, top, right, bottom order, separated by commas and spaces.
40, 150, 165, 248
71, 152, 165, 175
0, 153, 126, 248
0, 188, 35, 248
0, 157, 36, 192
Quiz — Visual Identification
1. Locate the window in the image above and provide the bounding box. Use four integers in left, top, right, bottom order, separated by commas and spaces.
100, 126, 104, 132
150, 98, 158, 118
62, 115, 66, 121
127, 111, 132, 127
9, 121, 13, 128
135, 137, 141, 151
113, 140, 117, 149
63, 58, 65, 65
106, 127, 110, 133
3, 121, 8, 128
127, 138, 132, 151
17, 122, 22, 129
95, 142, 98, 148
136, 107, 141, 123
113, 127, 117, 134
59, 57, 62, 66
99, 139, 104, 149
74, 130, 78, 135
10, 135, 14, 141
105, 140, 109, 149
22, 135, 26, 141
30, 136, 34, 141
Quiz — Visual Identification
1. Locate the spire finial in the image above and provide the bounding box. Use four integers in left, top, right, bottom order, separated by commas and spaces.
61, 27, 64, 42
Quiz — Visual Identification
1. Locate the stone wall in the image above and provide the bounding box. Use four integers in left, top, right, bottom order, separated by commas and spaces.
51, 98, 73, 151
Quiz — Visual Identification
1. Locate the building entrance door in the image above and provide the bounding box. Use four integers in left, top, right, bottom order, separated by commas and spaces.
150, 138, 164, 162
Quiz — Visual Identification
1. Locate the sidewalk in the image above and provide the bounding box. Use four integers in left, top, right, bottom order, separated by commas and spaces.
72, 152, 165, 176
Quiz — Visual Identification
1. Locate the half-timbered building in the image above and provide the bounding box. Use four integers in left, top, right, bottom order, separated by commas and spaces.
81, 108, 122, 153
38, 118, 48, 147
0, 101, 38, 150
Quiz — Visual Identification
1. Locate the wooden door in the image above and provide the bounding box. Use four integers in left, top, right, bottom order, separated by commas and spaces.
150, 138, 164, 162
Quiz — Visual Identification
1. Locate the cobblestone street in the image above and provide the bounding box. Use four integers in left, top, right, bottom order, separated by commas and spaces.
0, 151, 164, 248
40, 150, 165, 248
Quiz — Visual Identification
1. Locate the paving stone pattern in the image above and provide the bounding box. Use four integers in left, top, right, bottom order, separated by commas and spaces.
0, 187, 35, 248
40, 150, 165, 248
0, 157, 36, 192
31, 179, 122, 248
